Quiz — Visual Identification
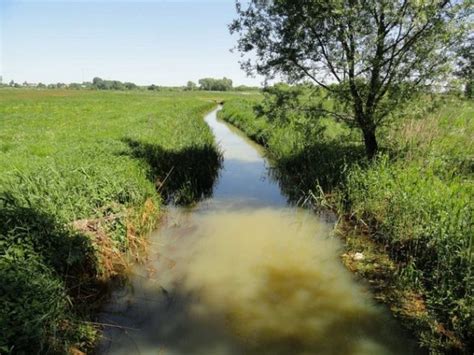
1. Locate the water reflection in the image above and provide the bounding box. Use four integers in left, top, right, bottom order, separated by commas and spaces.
207, 108, 287, 207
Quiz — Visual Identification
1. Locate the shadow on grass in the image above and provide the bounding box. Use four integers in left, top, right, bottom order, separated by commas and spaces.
0, 193, 99, 353
121, 138, 222, 205
270, 141, 366, 204
0, 136, 223, 352
0, 193, 96, 276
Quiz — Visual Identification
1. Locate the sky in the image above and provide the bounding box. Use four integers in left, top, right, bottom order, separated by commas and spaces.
0, 0, 263, 86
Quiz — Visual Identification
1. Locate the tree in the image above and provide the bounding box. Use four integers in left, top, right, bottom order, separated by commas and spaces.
198, 77, 233, 91
68, 83, 82, 90
92, 77, 103, 87
92, 77, 110, 90
124, 82, 137, 90
198, 78, 212, 90
234, 85, 260, 91
231, 0, 468, 158
256, 83, 327, 142
455, 38, 473, 99
186, 81, 197, 91
110, 80, 125, 90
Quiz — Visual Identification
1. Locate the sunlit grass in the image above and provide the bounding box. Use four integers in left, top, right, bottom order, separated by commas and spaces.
219, 94, 474, 353
0, 88, 237, 353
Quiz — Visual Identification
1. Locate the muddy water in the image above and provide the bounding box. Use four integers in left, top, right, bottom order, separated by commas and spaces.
98, 107, 420, 355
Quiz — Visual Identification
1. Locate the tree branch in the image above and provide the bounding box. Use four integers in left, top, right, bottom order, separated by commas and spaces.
310, 27, 342, 83
290, 58, 335, 92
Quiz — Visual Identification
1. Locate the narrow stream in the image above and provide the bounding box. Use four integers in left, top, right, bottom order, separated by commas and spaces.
98, 107, 420, 355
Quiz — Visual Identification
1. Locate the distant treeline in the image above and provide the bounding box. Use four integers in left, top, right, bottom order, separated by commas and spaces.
1, 77, 260, 92
198, 77, 233, 91
91, 77, 138, 90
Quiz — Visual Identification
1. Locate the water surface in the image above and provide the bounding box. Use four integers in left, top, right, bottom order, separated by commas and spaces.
98, 107, 420, 355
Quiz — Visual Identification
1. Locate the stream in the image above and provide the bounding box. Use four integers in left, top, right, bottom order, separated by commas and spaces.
97, 106, 420, 355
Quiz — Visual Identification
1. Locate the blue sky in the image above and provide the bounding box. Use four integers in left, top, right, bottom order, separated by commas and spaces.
0, 0, 262, 86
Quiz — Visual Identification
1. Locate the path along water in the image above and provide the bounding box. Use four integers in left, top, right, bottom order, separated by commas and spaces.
98, 107, 421, 355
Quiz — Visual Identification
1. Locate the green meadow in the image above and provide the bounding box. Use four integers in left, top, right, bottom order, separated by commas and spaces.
1, 87, 472, 354
2, 0, 472, 353
0, 89, 229, 353
219, 94, 474, 353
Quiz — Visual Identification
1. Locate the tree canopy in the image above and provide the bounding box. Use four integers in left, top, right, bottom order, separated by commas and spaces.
198, 77, 233, 91
231, 0, 469, 158
455, 37, 473, 99
186, 81, 198, 91
92, 77, 136, 91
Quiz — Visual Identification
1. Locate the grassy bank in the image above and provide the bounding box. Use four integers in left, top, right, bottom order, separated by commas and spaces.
219, 95, 473, 353
0, 89, 224, 353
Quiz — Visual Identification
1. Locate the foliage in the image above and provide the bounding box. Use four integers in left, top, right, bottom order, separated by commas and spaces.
0, 89, 226, 353
233, 84, 261, 91
0, 250, 69, 354
2, 77, 258, 93
231, 0, 469, 158
454, 36, 473, 99
124, 82, 138, 90
344, 152, 473, 351
198, 77, 233, 91
219, 86, 358, 195
219, 94, 269, 144
255, 84, 330, 140
220, 94, 474, 353
92, 77, 130, 90
185, 81, 198, 91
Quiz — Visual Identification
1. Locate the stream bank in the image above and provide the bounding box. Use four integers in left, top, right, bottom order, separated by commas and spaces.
217, 97, 473, 354
97, 107, 420, 355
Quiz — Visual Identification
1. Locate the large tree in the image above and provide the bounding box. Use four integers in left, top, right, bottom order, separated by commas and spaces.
230, 0, 468, 158
455, 37, 473, 98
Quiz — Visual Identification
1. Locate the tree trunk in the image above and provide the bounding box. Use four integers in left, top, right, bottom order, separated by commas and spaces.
363, 128, 378, 159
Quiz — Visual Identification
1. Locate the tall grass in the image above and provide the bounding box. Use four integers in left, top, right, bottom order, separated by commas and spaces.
0, 89, 226, 353
219, 96, 361, 200
219, 94, 474, 353
343, 101, 473, 352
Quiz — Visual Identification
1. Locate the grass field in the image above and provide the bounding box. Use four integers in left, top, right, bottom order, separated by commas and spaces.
219, 95, 474, 353
1, 87, 472, 353
0, 89, 230, 353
